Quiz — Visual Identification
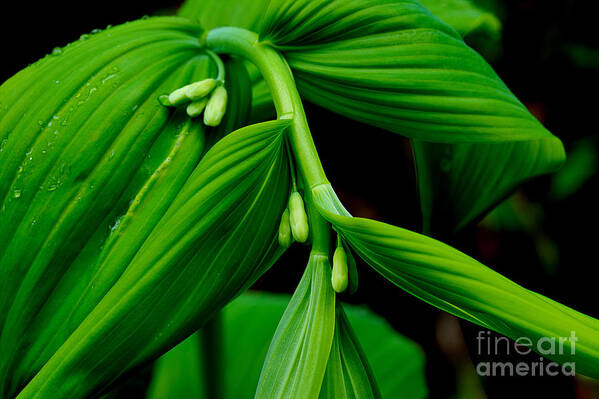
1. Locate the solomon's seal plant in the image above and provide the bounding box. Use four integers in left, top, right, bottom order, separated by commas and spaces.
0, 0, 596, 398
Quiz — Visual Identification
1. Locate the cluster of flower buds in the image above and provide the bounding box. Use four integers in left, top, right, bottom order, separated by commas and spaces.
159, 78, 228, 126
278, 191, 309, 248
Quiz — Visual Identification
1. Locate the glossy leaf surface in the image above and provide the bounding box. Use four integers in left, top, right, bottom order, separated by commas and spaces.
0, 17, 209, 397
16, 117, 289, 398
255, 254, 336, 399
180, 0, 565, 231
313, 183, 599, 379
1, 18, 286, 395
319, 305, 381, 399
260, 0, 563, 231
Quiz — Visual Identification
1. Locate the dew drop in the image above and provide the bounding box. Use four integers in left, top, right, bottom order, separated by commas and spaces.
101, 74, 116, 85
110, 215, 123, 233
13, 189, 22, 198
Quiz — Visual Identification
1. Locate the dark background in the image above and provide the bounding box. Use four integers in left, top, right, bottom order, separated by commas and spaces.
2, 1, 598, 398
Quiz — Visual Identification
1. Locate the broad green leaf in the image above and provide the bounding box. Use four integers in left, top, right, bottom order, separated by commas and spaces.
178, 0, 556, 231
13, 117, 289, 398
255, 254, 336, 399
147, 292, 427, 399
1, 24, 282, 393
4, 52, 254, 398
0, 17, 211, 397
313, 183, 599, 379
257, 0, 565, 231
319, 305, 381, 399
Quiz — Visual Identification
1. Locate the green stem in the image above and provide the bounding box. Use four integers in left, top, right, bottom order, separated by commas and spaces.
205, 27, 329, 190
205, 49, 226, 85
304, 179, 331, 254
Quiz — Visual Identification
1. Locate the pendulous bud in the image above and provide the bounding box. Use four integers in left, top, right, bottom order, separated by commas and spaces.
185, 78, 217, 100
278, 208, 293, 248
186, 98, 209, 118
168, 86, 190, 106
332, 245, 349, 293
288, 191, 309, 243
203, 86, 228, 126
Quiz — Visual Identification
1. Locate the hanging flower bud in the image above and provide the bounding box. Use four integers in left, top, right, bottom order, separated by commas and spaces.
186, 98, 209, 118
168, 86, 190, 106
278, 207, 292, 248
204, 86, 228, 126
185, 78, 217, 100
288, 191, 309, 243
332, 243, 349, 293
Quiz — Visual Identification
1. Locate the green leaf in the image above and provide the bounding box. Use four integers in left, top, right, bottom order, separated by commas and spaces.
313, 183, 599, 379
413, 139, 565, 232
1, 21, 285, 394
0, 17, 211, 397
146, 333, 207, 399
255, 254, 336, 399
178, 0, 269, 31
319, 305, 381, 399
345, 304, 427, 398
14, 117, 289, 398
257, 0, 564, 231
178, 0, 554, 230
419, 0, 502, 60
147, 292, 427, 399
